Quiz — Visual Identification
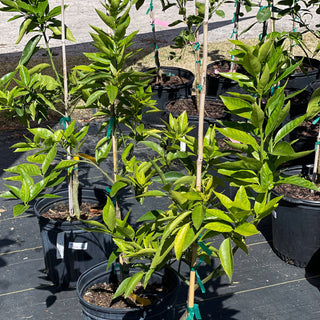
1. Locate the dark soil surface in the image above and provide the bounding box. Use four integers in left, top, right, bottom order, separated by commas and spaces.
291, 120, 319, 139
151, 74, 189, 87
41, 202, 103, 221
83, 281, 164, 309
166, 97, 227, 119
275, 183, 320, 201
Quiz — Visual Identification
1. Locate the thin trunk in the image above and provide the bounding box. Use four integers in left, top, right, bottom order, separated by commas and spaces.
61, 0, 75, 217
184, 1, 209, 319
148, 1, 162, 82
230, 0, 240, 72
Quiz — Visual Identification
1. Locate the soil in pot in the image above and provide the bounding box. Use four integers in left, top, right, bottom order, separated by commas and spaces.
83, 278, 168, 309
77, 262, 179, 320
166, 96, 228, 120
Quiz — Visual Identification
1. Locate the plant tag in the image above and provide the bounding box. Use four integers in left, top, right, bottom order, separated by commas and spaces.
180, 141, 186, 152
68, 242, 88, 250
56, 233, 64, 259
272, 211, 277, 219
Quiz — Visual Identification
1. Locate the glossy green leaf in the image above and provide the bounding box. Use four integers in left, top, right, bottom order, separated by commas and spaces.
219, 238, 233, 282
19, 35, 41, 66
192, 205, 204, 230
103, 197, 116, 232
205, 221, 233, 233
234, 222, 259, 236
174, 223, 190, 260
13, 204, 30, 217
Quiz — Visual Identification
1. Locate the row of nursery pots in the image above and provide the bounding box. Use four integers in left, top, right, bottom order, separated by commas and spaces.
21, 59, 320, 319
144, 56, 320, 127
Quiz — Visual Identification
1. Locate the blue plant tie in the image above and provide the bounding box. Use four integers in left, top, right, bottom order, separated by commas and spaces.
230, 29, 238, 39
312, 116, 320, 125
146, 0, 153, 15
168, 72, 176, 76
196, 59, 201, 66
198, 240, 212, 256
197, 84, 202, 92
191, 256, 206, 293
187, 304, 202, 320
106, 117, 115, 139
60, 116, 70, 130
315, 141, 320, 151
193, 42, 200, 51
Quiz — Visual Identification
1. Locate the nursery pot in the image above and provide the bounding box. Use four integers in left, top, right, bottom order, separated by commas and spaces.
143, 66, 194, 125
77, 261, 179, 320
34, 188, 113, 287
206, 61, 244, 97
272, 165, 320, 268
286, 56, 320, 92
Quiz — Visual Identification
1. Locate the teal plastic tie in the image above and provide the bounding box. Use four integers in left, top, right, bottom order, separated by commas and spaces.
60, 116, 71, 130
106, 117, 115, 139
198, 240, 212, 256
193, 42, 200, 51
191, 256, 206, 293
106, 186, 117, 205
196, 59, 201, 66
187, 304, 202, 320
312, 117, 320, 125
197, 84, 202, 92
315, 141, 320, 151
146, 0, 153, 15
230, 29, 238, 39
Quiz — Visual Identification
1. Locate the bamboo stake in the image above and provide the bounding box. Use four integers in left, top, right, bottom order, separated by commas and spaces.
184, 1, 209, 319
61, 0, 74, 215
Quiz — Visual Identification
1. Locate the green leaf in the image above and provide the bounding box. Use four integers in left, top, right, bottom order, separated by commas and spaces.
220, 96, 252, 119
192, 205, 204, 230
243, 52, 261, 76
137, 210, 162, 222
306, 87, 320, 120
174, 223, 190, 260
219, 238, 233, 282
139, 190, 167, 197
16, 18, 32, 44
53, 160, 78, 171
13, 204, 29, 217
110, 180, 127, 197
141, 141, 165, 157
205, 222, 233, 233
257, 6, 271, 22
113, 277, 131, 299
124, 272, 144, 298
103, 197, 116, 232
19, 35, 41, 66
274, 115, 305, 144
234, 222, 259, 236
217, 127, 259, 150
106, 85, 118, 104
42, 145, 57, 174
206, 209, 234, 223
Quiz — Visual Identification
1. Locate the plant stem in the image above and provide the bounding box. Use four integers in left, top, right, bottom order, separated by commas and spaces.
230, 0, 240, 72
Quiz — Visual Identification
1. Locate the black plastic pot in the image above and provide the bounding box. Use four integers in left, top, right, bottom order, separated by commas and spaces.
272, 165, 320, 268
286, 56, 320, 92
143, 66, 194, 125
35, 188, 113, 287
206, 61, 244, 97
77, 261, 179, 320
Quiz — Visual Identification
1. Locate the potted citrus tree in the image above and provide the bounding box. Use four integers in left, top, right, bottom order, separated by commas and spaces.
0, 0, 114, 287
